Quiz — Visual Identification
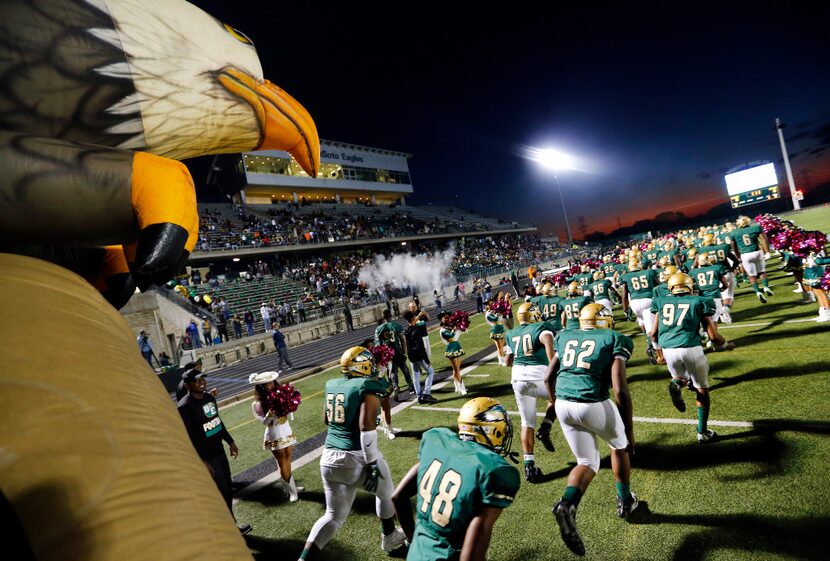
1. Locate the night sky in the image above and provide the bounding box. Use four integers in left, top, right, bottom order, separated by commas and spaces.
191, 1, 830, 239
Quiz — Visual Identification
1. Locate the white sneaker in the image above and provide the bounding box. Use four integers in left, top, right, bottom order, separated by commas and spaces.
817, 308, 830, 323
720, 308, 732, 324
380, 528, 406, 552
793, 284, 803, 293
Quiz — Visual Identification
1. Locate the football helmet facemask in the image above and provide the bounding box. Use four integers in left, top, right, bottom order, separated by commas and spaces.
567, 281, 581, 296
458, 397, 513, 456
660, 265, 678, 283
340, 346, 378, 378
517, 302, 541, 324
579, 303, 615, 330
736, 216, 751, 228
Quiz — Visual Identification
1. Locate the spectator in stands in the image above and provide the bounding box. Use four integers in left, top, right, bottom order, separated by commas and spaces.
283, 302, 295, 325
342, 301, 354, 331
232, 315, 243, 339
434, 289, 442, 312
158, 351, 171, 367
137, 330, 154, 367
296, 297, 307, 323
244, 309, 255, 336
272, 323, 294, 372
219, 297, 230, 321
202, 318, 213, 346
216, 315, 229, 343
476, 289, 484, 313
278, 304, 287, 327
391, 298, 400, 318
260, 302, 271, 333
454, 284, 461, 301
186, 320, 201, 349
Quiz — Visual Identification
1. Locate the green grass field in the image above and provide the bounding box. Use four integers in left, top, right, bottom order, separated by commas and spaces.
220, 204, 830, 561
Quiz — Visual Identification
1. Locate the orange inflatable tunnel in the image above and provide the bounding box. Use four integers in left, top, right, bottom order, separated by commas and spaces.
0, 254, 252, 560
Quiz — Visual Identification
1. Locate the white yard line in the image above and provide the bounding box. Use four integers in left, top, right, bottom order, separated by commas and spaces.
233, 352, 497, 504
409, 406, 754, 428
718, 317, 818, 329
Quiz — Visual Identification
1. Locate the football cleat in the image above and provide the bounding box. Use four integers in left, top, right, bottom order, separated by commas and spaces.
763, 287, 774, 296
697, 429, 717, 443
756, 291, 768, 304
720, 308, 732, 324
552, 500, 585, 556
524, 462, 543, 483
646, 346, 658, 365
616, 492, 639, 519
536, 427, 556, 452
669, 381, 686, 412
380, 527, 406, 552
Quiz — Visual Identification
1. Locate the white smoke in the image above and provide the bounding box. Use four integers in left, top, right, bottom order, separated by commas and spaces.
358, 245, 457, 293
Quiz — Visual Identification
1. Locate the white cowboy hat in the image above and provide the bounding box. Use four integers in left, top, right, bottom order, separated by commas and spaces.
248, 371, 280, 385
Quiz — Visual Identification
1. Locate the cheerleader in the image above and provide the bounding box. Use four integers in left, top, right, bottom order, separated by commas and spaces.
498, 291, 515, 330
803, 252, 830, 322
439, 312, 467, 395
485, 300, 507, 366
249, 371, 303, 502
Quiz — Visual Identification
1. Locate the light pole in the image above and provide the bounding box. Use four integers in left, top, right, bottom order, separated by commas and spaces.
775, 117, 801, 211
553, 173, 573, 245
530, 148, 577, 246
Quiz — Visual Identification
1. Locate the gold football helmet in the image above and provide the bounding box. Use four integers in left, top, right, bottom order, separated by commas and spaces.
517, 302, 541, 324
702, 233, 715, 246
340, 346, 378, 378
628, 259, 642, 272
687, 248, 698, 260
698, 251, 717, 266
602, 255, 611, 263
657, 256, 669, 268
593, 270, 604, 281
579, 303, 615, 330
457, 397, 513, 455
580, 263, 590, 273
541, 283, 552, 295
567, 281, 581, 296
736, 215, 751, 228
668, 273, 695, 295
660, 265, 678, 283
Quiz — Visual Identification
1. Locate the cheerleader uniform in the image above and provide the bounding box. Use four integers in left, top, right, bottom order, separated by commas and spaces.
252, 400, 301, 501
486, 310, 505, 340
441, 327, 465, 358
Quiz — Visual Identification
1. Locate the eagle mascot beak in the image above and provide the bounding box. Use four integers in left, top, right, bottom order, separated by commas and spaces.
218, 68, 319, 177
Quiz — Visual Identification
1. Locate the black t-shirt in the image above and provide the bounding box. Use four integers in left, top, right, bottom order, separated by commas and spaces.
405, 323, 429, 362
177, 393, 233, 460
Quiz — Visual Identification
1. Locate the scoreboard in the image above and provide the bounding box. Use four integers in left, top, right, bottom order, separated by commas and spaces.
729, 185, 780, 208
724, 162, 781, 209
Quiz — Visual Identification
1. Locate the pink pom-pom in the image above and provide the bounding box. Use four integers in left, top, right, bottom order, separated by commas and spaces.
449, 310, 470, 331
266, 383, 302, 417
369, 344, 395, 367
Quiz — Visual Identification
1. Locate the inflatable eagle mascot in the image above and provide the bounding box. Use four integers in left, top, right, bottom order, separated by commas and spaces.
0, 1, 319, 559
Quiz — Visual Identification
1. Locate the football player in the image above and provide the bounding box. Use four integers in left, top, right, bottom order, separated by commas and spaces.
546, 304, 637, 557
698, 233, 739, 320
375, 309, 414, 401
732, 215, 773, 303
298, 347, 405, 560
537, 282, 565, 328
569, 264, 594, 295
689, 252, 731, 324
587, 270, 618, 313
620, 259, 662, 364
504, 302, 557, 482
561, 281, 594, 331
392, 397, 519, 561
650, 273, 734, 443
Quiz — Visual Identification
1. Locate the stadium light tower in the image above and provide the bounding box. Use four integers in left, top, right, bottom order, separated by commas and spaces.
534, 148, 575, 245
775, 118, 801, 211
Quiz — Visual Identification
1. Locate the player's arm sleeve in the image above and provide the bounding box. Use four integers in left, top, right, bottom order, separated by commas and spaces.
481, 465, 520, 509
613, 333, 634, 361
649, 298, 658, 314
701, 298, 716, 317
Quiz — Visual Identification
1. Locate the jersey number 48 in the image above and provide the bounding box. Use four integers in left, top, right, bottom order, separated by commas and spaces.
419, 459, 462, 527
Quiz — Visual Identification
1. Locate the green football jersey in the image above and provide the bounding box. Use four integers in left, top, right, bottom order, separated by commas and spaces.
529, 294, 545, 309
698, 243, 731, 267
734, 224, 763, 253
601, 262, 618, 278
375, 321, 404, 352
505, 323, 553, 366
682, 258, 696, 273
689, 264, 728, 299
561, 295, 593, 329
570, 272, 593, 288
652, 283, 671, 299
645, 249, 660, 262
324, 376, 388, 451
554, 328, 633, 403
650, 294, 715, 349
408, 428, 520, 561
588, 279, 613, 300
621, 268, 660, 300
537, 295, 564, 326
